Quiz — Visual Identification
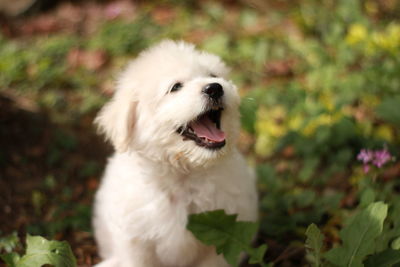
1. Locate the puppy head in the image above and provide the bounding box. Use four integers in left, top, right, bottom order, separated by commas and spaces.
95, 40, 241, 170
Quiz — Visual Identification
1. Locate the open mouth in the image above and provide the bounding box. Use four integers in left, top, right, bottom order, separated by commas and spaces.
177, 108, 226, 150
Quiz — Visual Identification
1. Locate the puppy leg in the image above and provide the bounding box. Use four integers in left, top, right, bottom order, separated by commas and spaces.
94, 258, 119, 267
114, 237, 160, 267
93, 214, 114, 260
95, 234, 160, 267
196, 249, 230, 267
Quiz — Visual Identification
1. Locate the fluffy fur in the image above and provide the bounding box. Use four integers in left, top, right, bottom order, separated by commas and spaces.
93, 40, 258, 267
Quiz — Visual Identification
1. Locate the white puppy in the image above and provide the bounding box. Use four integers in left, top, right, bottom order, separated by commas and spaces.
93, 40, 258, 267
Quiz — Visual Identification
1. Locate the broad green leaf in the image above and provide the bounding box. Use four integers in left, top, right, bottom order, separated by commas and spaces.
324, 202, 388, 267
374, 198, 400, 252
305, 224, 324, 267
364, 249, 400, 267
1, 253, 20, 267
359, 188, 376, 208
249, 244, 267, 264
187, 210, 265, 266
17, 235, 76, 267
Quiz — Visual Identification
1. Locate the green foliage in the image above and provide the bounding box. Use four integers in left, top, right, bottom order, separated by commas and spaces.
0, 232, 19, 254
302, 202, 400, 267
376, 96, 400, 127
0, 42, 28, 88
27, 203, 92, 237
258, 162, 343, 236
0, 35, 76, 92
323, 202, 388, 267
89, 16, 160, 56
1, 253, 20, 267
189, 201, 394, 266
18, 235, 76, 267
364, 249, 400, 267
305, 224, 324, 267
240, 97, 258, 134
187, 210, 268, 267
1, 235, 76, 267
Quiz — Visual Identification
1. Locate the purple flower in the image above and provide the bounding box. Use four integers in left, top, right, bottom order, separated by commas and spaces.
357, 149, 374, 164
357, 147, 393, 174
373, 149, 392, 168
363, 164, 370, 174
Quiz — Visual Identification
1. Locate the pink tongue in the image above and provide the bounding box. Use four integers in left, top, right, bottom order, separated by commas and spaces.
191, 117, 225, 142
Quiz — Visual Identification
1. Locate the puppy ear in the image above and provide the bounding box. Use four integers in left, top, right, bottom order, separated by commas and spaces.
95, 91, 137, 152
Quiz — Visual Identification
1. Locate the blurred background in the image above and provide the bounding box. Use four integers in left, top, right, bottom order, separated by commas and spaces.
0, 0, 399, 266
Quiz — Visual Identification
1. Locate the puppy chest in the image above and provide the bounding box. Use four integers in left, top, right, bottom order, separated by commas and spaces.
167, 181, 234, 215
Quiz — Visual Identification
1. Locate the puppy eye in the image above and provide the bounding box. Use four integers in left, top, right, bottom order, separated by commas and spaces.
210, 74, 218, 78
170, 82, 183, 93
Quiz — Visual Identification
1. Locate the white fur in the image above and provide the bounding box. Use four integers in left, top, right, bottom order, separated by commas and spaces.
93, 40, 258, 267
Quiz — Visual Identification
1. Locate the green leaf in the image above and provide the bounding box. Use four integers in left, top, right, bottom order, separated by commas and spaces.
324, 202, 388, 267
376, 96, 400, 127
392, 237, 400, 250
305, 224, 324, 267
239, 9, 259, 28
359, 188, 376, 208
364, 249, 400, 267
240, 97, 257, 134
1, 253, 20, 267
249, 244, 267, 264
187, 210, 266, 266
16, 235, 76, 267
0, 232, 19, 253
201, 34, 230, 59
299, 157, 319, 182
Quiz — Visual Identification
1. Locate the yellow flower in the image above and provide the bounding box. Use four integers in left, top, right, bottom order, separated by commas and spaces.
374, 125, 394, 142
385, 23, 400, 52
346, 24, 368, 45
302, 114, 330, 136
288, 114, 304, 130
369, 23, 400, 54
301, 112, 342, 136
361, 94, 380, 108
255, 105, 287, 157
256, 106, 287, 137
319, 92, 335, 111
255, 134, 275, 157
372, 32, 392, 51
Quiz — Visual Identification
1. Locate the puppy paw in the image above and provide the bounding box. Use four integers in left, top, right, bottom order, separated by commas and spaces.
196, 253, 230, 267
94, 258, 119, 267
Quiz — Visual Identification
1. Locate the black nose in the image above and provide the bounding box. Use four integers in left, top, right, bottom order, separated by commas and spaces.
203, 83, 224, 100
